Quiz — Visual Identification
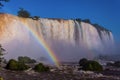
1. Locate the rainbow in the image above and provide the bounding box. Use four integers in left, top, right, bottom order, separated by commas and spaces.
22, 21, 60, 67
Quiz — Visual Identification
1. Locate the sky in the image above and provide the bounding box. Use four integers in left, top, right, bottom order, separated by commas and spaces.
1, 0, 120, 42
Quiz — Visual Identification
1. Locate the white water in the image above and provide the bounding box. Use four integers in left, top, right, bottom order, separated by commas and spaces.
0, 14, 114, 62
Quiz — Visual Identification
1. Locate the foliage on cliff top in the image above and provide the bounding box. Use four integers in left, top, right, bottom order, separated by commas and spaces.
17, 8, 31, 18
0, 0, 9, 8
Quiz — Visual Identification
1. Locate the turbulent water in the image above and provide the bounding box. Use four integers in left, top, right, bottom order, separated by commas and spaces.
0, 14, 114, 62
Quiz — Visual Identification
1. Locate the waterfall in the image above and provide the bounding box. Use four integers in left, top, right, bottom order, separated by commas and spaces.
0, 13, 114, 62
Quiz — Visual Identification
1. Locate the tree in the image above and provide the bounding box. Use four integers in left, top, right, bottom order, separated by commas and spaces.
0, 44, 5, 67
17, 8, 31, 18
0, 0, 9, 8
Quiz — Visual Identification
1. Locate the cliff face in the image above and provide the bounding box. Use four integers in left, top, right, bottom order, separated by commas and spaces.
0, 14, 114, 60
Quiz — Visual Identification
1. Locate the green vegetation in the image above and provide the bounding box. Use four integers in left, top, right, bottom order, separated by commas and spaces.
5, 57, 50, 72
6, 59, 29, 71
79, 58, 103, 71
17, 8, 40, 20
0, 0, 9, 8
0, 44, 6, 67
17, 62, 30, 70
17, 8, 31, 18
6, 59, 18, 70
18, 56, 36, 64
34, 63, 50, 72
5, 56, 50, 72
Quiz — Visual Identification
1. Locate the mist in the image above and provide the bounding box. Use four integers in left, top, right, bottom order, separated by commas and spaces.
47, 39, 99, 62
3, 37, 52, 63
3, 37, 97, 64
2, 34, 119, 66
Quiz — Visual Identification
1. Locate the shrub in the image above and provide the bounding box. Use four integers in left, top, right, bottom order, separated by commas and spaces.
79, 58, 103, 71
18, 56, 36, 64
6, 59, 18, 70
34, 63, 49, 72
6, 59, 29, 71
17, 62, 29, 70
83, 61, 103, 71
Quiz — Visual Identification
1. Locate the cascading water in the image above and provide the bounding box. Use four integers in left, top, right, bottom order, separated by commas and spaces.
0, 13, 114, 62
